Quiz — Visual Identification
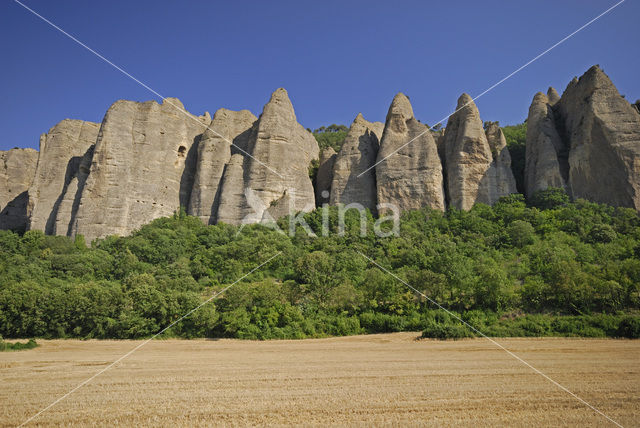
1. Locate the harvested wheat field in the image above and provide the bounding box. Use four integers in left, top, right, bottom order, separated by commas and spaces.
1, 333, 638, 427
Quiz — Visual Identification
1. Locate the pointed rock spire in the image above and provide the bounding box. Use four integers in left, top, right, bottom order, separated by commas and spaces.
241, 88, 319, 222
555, 65, 640, 208
376, 93, 445, 212
330, 113, 382, 212
524, 92, 568, 198
443, 93, 515, 209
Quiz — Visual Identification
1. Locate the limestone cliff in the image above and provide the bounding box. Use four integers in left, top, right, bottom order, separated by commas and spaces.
0, 148, 39, 231
242, 88, 319, 222
188, 108, 256, 225
443, 94, 515, 210
376, 93, 445, 212
557, 65, 640, 208
72, 98, 209, 241
330, 113, 381, 212
27, 119, 100, 235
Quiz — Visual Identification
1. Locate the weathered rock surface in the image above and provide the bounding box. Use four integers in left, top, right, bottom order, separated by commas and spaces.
376, 93, 445, 212
243, 88, 319, 221
444, 94, 515, 210
315, 147, 336, 205
556, 65, 640, 208
330, 113, 382, 211
27, 119, 100, 234
216, 154, 250, 225
484, 121, 518, 198
188, 108, 256, 224
524, 92, 568, 197
0, 148, 39, 231
73, 98, 209, 241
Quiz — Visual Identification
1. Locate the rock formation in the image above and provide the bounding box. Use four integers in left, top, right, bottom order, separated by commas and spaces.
443, 94, 516, 210
557, 65, 640, 208
376, 93, 445, 212
27, 119, 100, 234
188, 108, 256, 225
0, 148, 39, 231
330, 113, 383, 212
525, 66, 640, 209
315, 147, 336, 206
216, 154, 249, 225
72, 98, 209, 242
242, 88, 319, 222
2, 66, 638, 241
524, 89, 568, 197
484, 121, 518, 198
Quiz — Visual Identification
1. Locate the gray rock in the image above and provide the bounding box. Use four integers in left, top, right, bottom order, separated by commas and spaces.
330, 113, 381, 212
444, 94, 513, 210
315, 147, 336, 206
243, 88, 319, 221
547, 87, 561, 105
0, 148, 39, 231
484, 121, 518, 198
216, 154, 250, 225
524, 92, 568, 197
73, 98, 209, 242
556, 65, 640, 208
376, 93, 445, 212
188, 108, 256, 225
28, 119, 100, 234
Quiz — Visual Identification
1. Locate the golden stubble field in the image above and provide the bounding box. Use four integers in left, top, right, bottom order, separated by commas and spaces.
0, 333, 638, 427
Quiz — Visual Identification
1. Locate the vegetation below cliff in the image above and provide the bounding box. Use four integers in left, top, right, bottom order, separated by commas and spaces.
0, 189, 639, 340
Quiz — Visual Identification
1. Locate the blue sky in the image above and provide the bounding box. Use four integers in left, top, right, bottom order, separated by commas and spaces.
1, 0, 638, 150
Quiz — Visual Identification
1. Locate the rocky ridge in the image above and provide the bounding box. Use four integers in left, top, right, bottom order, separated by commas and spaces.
1, 65, 639, 240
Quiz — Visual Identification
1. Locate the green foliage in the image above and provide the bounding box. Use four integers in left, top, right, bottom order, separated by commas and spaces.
502, 123, 527, 193
0, 193, 639, 340
530, 187, 570, 209
0, 338, 38, 351
313, 124, 348, 152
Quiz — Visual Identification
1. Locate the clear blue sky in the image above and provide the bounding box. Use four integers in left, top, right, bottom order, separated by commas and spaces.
1, 0, 638, 151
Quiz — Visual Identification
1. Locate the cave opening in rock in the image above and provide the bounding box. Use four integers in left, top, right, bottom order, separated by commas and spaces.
178, 146, 187, 157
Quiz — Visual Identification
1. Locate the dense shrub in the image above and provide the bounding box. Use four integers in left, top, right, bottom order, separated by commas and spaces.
1, 193, 639, 340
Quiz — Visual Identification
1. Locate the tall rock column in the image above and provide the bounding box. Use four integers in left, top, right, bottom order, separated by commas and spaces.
188, 108, 256, 225
443, 94, 516, 210
73, 98, 209, 241
376, 93, 445, 212
330, 113, 383, 212
0, 148, 39, 231
484, 121, 518, 198
241, 88, 319, 222
27, 119, 100, 234
524, 89, 568, 198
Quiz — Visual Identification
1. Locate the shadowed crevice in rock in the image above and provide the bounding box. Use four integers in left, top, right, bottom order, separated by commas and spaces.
0, 191, 30, 233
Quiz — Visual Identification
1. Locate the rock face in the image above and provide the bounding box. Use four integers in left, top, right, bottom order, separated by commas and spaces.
330, 113, 382, 212
376, 93, 445, 212
443, 94, 516, 210
525, 66, 640, 209
524, 89, 569, 197
216, 154, 249, 224
556, 66, 640, 208
188, 108, 256, 225
0, 148, 39, 231
315, 147, 336, 206
27, 119, 100, 234
484, 121, 518, 198
73, 98, 209, 241
242, 88, 319, 222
